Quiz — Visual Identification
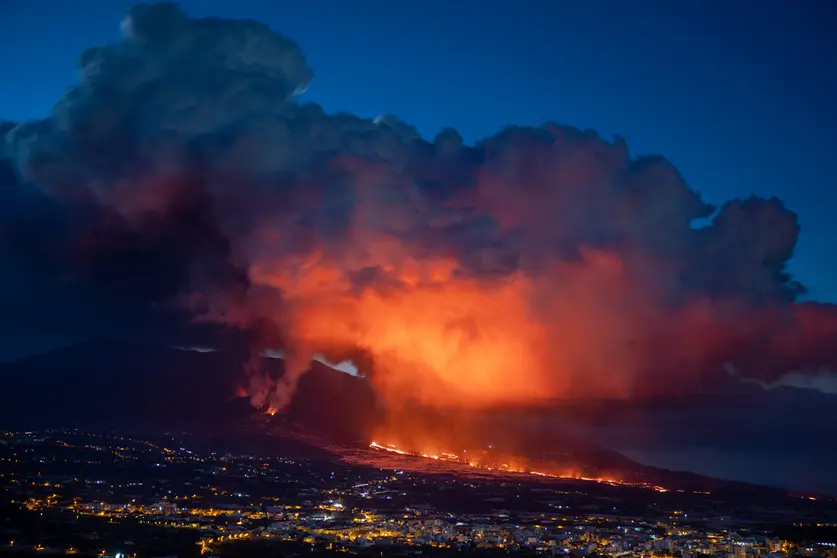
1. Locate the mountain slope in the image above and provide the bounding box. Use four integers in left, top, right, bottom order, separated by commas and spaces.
0, 339, 829, 496
0, 338, 379, 438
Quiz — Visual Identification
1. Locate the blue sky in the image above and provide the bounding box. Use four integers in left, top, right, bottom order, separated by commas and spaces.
2, 0, 835, 300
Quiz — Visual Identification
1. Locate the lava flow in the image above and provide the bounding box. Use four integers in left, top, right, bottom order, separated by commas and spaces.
368, 441, 669, 493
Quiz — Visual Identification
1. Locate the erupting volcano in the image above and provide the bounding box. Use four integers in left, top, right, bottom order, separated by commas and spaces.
2, 2, 837, 477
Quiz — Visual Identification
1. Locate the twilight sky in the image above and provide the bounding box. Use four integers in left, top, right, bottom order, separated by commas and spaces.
2, 0, 836, 301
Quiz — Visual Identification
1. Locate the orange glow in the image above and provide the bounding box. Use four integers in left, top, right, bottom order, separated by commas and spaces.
246, 244, 659, 411
222, 161, 837, 464
367, 440, 669, 492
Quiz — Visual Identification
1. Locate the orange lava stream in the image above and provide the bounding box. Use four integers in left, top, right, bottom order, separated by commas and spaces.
368, 441, 669, 493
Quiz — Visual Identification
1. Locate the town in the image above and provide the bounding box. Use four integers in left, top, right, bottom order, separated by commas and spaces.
1, 430, 835, 558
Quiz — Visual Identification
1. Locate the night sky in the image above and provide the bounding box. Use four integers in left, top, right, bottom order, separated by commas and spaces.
1, 1, 836, 492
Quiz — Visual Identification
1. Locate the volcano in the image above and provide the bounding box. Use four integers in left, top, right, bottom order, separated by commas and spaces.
0, 338, 380, 442
0, 338, 818, 497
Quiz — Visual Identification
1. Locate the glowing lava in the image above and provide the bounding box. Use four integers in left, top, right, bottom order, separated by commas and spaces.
368, 441, 669, 493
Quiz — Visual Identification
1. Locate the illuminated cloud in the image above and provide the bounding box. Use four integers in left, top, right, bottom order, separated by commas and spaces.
1, 2, 836, 415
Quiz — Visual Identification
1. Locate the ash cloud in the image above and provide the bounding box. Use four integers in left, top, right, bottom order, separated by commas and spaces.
2, 2, 836, 411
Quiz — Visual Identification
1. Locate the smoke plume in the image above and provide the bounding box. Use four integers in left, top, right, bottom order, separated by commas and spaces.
2, 3, 836, 413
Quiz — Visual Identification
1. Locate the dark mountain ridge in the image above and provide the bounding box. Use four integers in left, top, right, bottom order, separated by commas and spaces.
0, 338, 382, 440
0, 339, 830, 498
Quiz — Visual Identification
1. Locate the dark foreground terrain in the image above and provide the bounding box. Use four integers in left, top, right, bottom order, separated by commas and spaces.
1, 430, 835, 558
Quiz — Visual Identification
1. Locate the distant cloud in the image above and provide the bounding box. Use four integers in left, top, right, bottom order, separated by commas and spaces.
744, 369, 837, 395
262, 348, 360, 377
173, 345, 218, 354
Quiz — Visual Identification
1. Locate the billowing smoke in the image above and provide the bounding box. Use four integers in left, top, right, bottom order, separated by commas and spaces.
2, 3, 836, 414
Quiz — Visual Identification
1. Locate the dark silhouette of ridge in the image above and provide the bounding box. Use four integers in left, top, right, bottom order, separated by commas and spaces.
0, 338, 380, 441
0, 338, 824, 497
